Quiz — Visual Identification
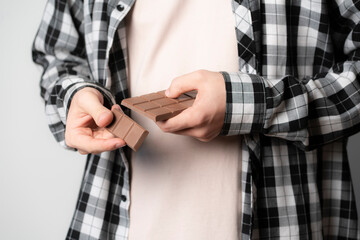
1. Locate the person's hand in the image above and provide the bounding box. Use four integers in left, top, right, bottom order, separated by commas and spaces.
65, 87, 126, 154
156, 70, 226, 142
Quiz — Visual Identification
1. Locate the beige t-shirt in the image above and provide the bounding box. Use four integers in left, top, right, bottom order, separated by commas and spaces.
125, 0, 242, 239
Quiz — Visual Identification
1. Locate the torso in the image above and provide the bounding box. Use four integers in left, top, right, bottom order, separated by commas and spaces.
125, 0, 242, 239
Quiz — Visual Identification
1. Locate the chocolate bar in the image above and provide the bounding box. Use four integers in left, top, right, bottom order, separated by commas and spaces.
121, 90, 197, 121
106, 109, 149, 151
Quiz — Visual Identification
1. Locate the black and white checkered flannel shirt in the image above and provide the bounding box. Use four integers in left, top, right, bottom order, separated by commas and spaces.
32, 0, 360, 239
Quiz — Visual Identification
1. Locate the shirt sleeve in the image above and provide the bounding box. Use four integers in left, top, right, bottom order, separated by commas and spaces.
32, 0, 115, 149
220, 0, 360, 151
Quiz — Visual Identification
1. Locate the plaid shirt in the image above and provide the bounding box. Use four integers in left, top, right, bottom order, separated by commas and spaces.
32, 0, 360, 239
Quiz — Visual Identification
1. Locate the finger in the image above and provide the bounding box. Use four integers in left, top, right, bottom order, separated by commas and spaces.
157, 108, 201, 133
166, 70, 204, 98
78, 150, 88, 155
73, 134, 126, 154
111, 104, 122, 112
79, 91, 113, 128
93, 128, 122, 139
66, 127, 126, 152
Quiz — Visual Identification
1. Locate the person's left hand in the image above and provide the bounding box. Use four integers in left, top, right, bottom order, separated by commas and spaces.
156, 70, 226, 142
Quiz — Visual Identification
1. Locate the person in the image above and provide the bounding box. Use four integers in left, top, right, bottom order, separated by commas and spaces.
32, 0, 360, 239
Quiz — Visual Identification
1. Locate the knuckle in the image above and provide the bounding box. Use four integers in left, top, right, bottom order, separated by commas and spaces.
196, 131, 212, 142
196, 129, 208, 140
79, 150, 88, 155
171, 78, 182, 93
195, 69, 207, 80
65, 140, 73, 148
171, 77, 177, 85
198, 138, 210, 143
86, 145, 98, 154
193, 112, 206, 126
65, 131, 74, 148
161, 126, 171, 133
157, 122, 171, 133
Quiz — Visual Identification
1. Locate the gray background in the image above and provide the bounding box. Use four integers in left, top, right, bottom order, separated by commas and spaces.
0, 1, 359, 239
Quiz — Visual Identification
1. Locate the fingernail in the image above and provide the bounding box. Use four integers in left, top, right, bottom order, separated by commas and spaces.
165, 89, 170, 97
115, 143, 125, 148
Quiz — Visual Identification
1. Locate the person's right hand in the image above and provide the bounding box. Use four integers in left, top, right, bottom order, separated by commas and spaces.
65, 87, 126, 155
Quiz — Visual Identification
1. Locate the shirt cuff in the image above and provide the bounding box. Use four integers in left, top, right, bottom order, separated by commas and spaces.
63, 81, 116, 122
220, 72, 267, 136
50, 75, 116, 125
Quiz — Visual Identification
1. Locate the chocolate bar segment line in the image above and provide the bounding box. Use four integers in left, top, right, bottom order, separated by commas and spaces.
141, 92, 164, 101
121, 90, 197, 122
106, 109, 149, 152
152, 97, 177, 107
124, 125, 149, 151
134, 101, 159, 111
146, 107, 173, 121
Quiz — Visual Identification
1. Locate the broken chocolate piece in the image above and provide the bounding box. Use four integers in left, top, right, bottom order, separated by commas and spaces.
106, 109, 149, 151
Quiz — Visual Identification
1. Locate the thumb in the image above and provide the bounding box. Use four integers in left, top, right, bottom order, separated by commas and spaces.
79, 90, 113, 128
166, 71, 202, 98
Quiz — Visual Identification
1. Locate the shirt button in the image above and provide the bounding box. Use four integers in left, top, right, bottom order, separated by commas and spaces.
117, 4, 125, 11
121, 195, 127, 201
